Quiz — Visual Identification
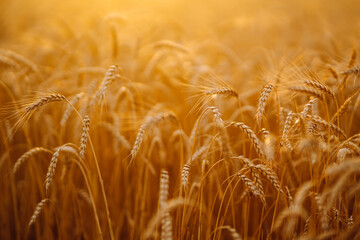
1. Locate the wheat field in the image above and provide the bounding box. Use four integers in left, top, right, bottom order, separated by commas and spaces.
1, 0, 360, 239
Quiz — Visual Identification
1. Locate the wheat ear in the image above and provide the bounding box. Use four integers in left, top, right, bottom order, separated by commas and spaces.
210, 106, 232, 157
253, 164, 285, 197
224, 226, 242, 240
0, 49, 42, 77
289, 86, 323, 99
255, 84, 274, 125
304, 79, 335, 99
301, 98, 318, 118
45, 148, 61, 194
153, 40, 189, 53
181, 145, 208, 188
331, 93, 357, 122
204, 87, 238, 98
25, 94, 66, 113
305, 114, 346, 139
281, 111, 297, 150
238, 173, 266, 205
13, 147, 53, 174
28, 199, 49, 228
249, 168, 266, 204
60, 92, 84, 127
159, 170, 173, 240
130, 112, 176, 160
80, 116, 90, 159
341, 66, 360, 76
327, 65, 338, 80
89, 65, 118, 107
348, 49, 357, 68
0, 55, 20, 68
230, 121, 265, 158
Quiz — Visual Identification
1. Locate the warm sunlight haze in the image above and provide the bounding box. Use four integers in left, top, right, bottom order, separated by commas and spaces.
1, 0, 360, 239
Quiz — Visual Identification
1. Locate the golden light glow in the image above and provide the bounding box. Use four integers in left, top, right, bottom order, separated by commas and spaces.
1, 0, 360, 239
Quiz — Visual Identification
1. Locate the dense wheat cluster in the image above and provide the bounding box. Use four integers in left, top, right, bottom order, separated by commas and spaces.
1, 0, 360, 239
